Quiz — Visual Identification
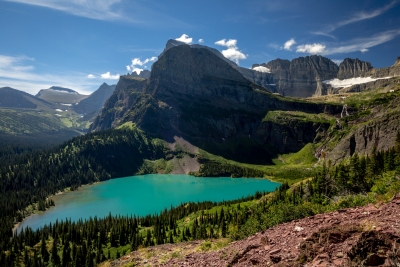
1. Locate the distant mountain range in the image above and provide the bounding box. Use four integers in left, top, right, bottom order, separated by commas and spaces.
0, 83, 116, 146
159, 40, 400, 98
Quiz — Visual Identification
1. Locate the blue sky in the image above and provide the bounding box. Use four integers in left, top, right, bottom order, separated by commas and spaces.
0, 0, 399, 95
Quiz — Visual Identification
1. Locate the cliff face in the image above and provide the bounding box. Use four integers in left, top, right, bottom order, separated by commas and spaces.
88, 76, 146, 132
263, 56, 338, 97
337, 58, 373, 79
369, 56, 400, 78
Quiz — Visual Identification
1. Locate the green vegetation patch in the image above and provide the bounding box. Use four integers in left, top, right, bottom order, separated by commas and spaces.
263, 110, 333, 124
0, 108, 65, 134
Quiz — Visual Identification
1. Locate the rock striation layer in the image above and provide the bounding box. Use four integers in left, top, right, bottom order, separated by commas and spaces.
337, 58, 373, 79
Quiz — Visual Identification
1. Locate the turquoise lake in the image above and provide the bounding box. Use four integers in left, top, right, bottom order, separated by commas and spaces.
17, 174, 280, 232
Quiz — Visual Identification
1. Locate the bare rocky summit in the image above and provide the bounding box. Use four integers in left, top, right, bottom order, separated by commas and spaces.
109, 195, 400, 267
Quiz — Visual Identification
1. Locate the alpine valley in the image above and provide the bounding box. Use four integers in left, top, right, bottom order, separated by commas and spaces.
1, 40, 400, 267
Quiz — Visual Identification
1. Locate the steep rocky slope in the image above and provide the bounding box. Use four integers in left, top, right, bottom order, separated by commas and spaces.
109, 195, 400, 267
74, 82, 116, 120
337, 58, 373, 79
265, 56, 339, 97
89, 76, 147, 131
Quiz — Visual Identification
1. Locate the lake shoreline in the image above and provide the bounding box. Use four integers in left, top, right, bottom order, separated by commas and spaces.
13, 182, 101, 234
15, 175, 279, 233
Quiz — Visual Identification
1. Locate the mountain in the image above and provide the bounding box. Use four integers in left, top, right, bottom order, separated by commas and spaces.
254, 56, 400, 97
36, 86, 88, 105
0, 87, 89, 146
337, 58, 373, 79
0, 86, 46, 109
90, 41, 341, 164
73, 82, 116, 120
129, 69, 151, 79
90, 76, 147, 131
264, 56, 339, 97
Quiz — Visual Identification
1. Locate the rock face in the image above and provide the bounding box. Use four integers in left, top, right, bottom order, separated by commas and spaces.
337, 58, 373, 79
74, 83, 116, 119
90, 41, 341, 163
369, 56, 400, 78
89, 76, 146, 131
264, 56, 339, 97
130, 70, 151, 79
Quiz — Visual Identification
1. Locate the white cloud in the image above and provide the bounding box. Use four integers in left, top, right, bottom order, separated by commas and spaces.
283, 38, 296, 51
87, 74, 96, 78
298, 29, 400, 56
101, 72, 120, 79
126, 56, 157, 72
215, 39, 237, 47
198, 39, 204, 43
215, 39, 247, 64
131, 68, 143, 75
333, 1, 398, 32
4, 0, 133, 22
0, 54, 101, 95
252, 66, 271, 73
296, 43, 326, 54
326, 29, 400, 55
175, 34, 193, 44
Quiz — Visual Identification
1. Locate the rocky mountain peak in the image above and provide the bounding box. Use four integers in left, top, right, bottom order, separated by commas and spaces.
130, 69, 151, 79
337, 58, 373, 79
394, 56, 400, 66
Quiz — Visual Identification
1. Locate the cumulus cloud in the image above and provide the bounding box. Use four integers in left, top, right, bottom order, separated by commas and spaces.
283, 38, 296, 51
175, 34, 193, 44
296, 43, 326, 54
215, 39, 247, 64
198, 39, 204, 43
87, 74, 96, 78
101, 72, 120, 79
360, 48, 369, 53
126, 56, 157, 72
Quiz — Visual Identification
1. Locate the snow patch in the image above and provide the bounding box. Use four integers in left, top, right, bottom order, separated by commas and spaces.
55, 114, 62, 117
55, 109, 63, 112
50, 89, 77, 94
323, 76, 392, 88
252, 66, 271, 73
60, 103, 72, 106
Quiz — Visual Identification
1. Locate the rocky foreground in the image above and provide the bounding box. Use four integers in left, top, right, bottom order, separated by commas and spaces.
109, 195, 400, 267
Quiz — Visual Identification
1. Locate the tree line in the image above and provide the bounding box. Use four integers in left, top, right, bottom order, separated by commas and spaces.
0, 128, 399, 266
